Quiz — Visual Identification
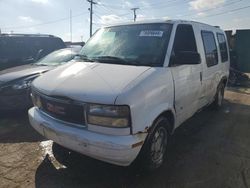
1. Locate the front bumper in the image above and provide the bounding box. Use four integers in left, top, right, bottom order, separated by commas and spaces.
0, 89, 32, 111
28, 107, 147, 166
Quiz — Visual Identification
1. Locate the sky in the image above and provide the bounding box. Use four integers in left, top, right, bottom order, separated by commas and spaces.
0, 0, 250, 42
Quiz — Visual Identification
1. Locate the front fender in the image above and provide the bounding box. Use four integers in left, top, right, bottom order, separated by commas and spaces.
115, 68, 175, 134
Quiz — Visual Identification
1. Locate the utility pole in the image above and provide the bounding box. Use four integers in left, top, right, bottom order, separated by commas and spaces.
87, 0, 97, 37
131, 8, 139, 22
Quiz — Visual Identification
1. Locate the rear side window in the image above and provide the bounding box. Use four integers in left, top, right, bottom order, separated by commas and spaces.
201, 31, 218, 67
217, 33, 228, 62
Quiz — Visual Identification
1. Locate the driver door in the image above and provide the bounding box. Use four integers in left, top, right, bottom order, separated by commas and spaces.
170, 24, 203, 126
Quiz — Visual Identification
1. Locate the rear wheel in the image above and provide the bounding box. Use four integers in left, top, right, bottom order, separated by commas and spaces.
138, 116, 170, 171
212, 83, 225, 109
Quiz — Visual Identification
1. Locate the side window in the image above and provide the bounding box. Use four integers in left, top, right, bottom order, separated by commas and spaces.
217, 33, 228, 62
201, 31, 218, 67
172, 24, 197, 53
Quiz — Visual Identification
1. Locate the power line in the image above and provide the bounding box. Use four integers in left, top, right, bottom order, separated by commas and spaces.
139, 0, 188, 10
2, 11, 88, 30
140, 0, 241, 12
95, 9, 130, 18
181, 0, 243, 17
98, 4, 127, 16
94, 13, 102, 20
93, 12, 131, 27
96, 0, 249, 23
70, 9, 72, 42
135, 0, 245, 20
97, 4, 117, 14
117, 13, 131, 17
99, 0, 243, 18
97, 0, 188, 18
198, 4, 250, 18
3, 0, 247, 33
99, 0, 180, 9
90, 0, 248, 26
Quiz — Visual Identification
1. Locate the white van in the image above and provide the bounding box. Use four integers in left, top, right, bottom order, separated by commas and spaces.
29, 20, 229, 170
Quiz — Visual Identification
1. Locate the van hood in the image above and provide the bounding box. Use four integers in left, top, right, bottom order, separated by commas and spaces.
33, 61, 151, 104
0, 64, 52, 83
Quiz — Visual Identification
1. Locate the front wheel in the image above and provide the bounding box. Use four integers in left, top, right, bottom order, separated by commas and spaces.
138, 117, 170, 171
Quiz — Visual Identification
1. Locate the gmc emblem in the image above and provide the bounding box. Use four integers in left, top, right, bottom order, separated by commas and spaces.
46, 103, 66, 115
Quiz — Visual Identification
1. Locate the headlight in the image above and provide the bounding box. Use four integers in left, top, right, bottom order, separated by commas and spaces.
31, 91, 42, 108
11, 75, 39, 90
12, 79, 32, 90
0, 76, 38, 95
86, 104, 131, 128
0, 79, 33, 95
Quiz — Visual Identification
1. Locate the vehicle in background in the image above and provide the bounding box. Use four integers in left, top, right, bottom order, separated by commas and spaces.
0, 48, 79, 111
29, 20, 229, 170
64, 41, 85, 52
0, 34, 66, 71
64, 41, 85, 47
66, 45, 82, 52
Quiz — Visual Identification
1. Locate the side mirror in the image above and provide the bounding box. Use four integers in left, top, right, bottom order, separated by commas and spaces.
171, 51, 201, 65
35, 49, 44, 61
24, 57, 35, 63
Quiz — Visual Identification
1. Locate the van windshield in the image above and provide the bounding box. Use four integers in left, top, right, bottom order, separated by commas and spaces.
79, 23, 173, 67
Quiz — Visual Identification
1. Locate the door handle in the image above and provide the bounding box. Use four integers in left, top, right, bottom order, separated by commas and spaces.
200, 72, 203, 82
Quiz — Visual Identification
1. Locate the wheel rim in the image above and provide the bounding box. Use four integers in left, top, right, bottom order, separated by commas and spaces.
150, 126, 168, 165
218, 88, 223, 106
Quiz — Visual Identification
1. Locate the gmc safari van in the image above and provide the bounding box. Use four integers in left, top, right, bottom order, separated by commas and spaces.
29, 20, 229, 170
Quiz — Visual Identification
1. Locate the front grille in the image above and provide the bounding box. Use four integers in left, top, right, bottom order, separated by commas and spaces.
39, 94, 85, 125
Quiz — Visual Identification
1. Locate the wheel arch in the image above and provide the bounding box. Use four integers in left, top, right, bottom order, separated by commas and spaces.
149, 109, 176, 135
220, 76, 228, 87
135, 109, 175, 171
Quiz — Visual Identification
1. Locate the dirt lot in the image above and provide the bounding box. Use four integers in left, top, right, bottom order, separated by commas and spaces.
0, 88, 250, 188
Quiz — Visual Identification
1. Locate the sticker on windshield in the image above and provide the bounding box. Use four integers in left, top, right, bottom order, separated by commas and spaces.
139, 30, 163, 37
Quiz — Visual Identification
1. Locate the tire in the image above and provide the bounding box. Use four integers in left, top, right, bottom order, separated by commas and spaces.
138, 116, 170, 171
212, 83, 225, 109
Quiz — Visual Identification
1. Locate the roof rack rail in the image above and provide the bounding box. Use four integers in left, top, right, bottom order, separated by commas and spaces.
0, 33, 56, 37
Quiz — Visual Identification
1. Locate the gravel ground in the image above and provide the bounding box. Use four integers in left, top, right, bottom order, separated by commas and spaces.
0, 88, 250, 188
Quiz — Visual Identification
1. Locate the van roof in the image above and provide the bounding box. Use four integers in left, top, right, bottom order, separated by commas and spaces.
104, 19, 223, 32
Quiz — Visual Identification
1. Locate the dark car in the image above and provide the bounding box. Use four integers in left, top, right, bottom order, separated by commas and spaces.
0, 33, 66, 71
0, 48, 79, 111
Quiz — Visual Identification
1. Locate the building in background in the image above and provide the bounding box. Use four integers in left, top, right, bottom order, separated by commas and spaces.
225, 29, 250, 73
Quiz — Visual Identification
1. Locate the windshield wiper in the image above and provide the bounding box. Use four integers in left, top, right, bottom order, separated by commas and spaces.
92, 56, 128, 64
35, 63, 49, 66
76, 54, 94, 62
125, 58, 161, 67
80, 55, 157, 67
92, 56, 156, 66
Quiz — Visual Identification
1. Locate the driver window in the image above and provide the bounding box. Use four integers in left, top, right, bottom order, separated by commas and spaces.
171, 24, 197, 65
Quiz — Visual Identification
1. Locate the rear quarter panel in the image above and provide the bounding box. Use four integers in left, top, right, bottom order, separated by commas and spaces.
195, 23, 229, 104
